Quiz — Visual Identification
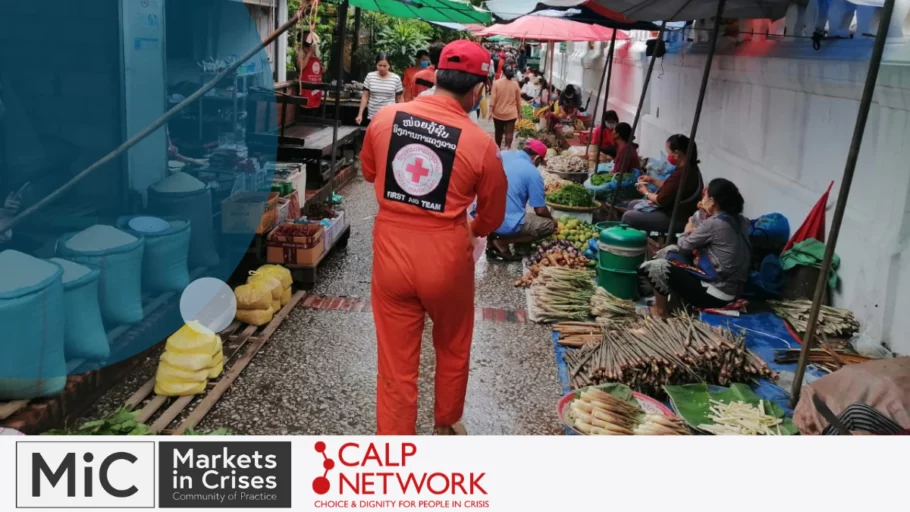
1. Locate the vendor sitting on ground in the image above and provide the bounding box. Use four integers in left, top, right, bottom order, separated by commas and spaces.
488, 140, 555, 261
622, 134, 703, 234
610, 122, 639, 176
591, 110, 619, 158
639, 178, 751, 318
541, 86, 581, 133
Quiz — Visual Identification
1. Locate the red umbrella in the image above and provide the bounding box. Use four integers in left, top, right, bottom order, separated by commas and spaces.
783, 181, 834, 254
476, 15, 629, 42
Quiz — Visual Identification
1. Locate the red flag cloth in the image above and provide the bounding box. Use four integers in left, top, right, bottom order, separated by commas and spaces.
782, 181, 834, 254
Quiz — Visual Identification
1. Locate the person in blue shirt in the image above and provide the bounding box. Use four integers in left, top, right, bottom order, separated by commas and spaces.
487, 139, 555, 261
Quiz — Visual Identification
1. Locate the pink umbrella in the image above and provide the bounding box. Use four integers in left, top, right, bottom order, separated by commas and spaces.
476, 15, 628, 42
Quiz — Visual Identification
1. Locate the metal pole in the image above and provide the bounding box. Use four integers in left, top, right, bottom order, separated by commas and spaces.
666, 0, 727, 244
327, 0, 348, 198
631, 22, 667, 137
790, 0, 896, 408
0, 4, 313, 235
351, 7, 362, 80
585, 37, 613, 158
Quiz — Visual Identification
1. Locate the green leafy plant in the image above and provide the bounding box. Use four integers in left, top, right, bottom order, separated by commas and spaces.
376, 21, 430, 74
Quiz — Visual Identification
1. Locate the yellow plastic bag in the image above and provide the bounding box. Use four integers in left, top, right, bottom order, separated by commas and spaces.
156, 360, 209, 383
234, 283, 271, 310
160, 350, 213, 372
280, 285, 291, 306
248, 273, 281, 301
479, 89, 489, 119
154, 379, 207, 397
254, 265, 292, 289
208, 336, 224, 379
165, 321, 217, 355
235, 306, 274, 326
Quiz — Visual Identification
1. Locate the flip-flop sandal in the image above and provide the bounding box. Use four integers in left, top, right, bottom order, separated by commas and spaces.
485, 247, 521, 262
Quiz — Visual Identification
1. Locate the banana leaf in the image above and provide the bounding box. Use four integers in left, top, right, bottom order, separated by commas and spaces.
664, 383, 799, 435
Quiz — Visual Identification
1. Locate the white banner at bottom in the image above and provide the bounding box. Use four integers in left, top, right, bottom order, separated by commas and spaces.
1, 436, 905, 511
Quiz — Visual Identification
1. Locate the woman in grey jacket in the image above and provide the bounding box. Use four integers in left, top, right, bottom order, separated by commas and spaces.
639, 178, 751, 318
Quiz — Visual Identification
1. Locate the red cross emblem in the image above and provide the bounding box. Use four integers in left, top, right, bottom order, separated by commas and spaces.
405, 157, 431, 183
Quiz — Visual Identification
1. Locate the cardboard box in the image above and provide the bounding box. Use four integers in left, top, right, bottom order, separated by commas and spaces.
221, 191, 279, 234
267, 224, 325, 266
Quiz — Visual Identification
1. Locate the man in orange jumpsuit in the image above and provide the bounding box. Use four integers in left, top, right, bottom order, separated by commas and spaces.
412, 42, 443, 97
361, 40, 508, 436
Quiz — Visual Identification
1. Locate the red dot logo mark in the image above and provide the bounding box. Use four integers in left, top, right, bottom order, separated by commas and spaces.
313, 442, 333, 495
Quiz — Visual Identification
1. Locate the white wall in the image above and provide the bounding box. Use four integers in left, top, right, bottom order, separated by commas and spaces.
551, 35, 910, 353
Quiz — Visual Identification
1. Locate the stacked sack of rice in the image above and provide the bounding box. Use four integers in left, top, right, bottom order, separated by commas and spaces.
233, 280, 274, 326
154, 321, 220, 396
251, 265, 292, 306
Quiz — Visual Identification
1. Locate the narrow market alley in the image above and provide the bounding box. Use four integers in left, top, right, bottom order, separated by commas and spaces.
82, 119, 564, 436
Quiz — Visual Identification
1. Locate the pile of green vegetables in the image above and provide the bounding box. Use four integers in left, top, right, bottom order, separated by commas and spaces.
521, 104, 535, 119
590, 172, 636, 187
547, 183, 597, 208
517, 125, 539, 138
44, 408, 231, 436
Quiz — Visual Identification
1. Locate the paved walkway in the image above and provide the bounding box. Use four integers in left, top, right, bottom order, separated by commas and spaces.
85, 116, 563, 435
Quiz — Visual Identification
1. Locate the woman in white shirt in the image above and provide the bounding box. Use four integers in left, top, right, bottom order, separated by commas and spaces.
355, 53, 404, 126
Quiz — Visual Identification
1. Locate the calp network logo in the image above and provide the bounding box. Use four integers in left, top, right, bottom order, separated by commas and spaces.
310, 441, 487, 497
312, 442, 335, 495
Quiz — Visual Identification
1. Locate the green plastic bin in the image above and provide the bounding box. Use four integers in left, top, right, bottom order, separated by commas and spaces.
596, 265, 639, 300
598, 224, 647, 271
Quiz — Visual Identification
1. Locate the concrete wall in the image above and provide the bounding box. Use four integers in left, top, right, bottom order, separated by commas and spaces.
548, 35, 910, 353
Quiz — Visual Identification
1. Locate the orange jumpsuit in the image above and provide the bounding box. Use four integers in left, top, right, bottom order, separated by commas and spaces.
402, 66, 419, 102
412, 65, 436, 97
361, 95, 508, 435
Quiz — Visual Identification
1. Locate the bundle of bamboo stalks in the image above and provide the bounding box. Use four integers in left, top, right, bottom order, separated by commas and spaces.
589, 287, 638, 326
768, 299, 860, 337
773, 348, 872, 373
561, 314, 776, 396
529, 267, 596, 322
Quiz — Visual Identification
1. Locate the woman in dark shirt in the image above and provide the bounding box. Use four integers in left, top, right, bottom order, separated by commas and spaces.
622, 134, 702, 233
611, 122, 639, 176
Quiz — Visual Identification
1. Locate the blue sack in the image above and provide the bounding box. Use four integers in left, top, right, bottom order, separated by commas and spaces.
745, 254, 784, 299
49, 258, 109, 362
749, 213, 790, 245
117, 216, 191, 293
0, 250, 67, 400
57, 227, 145, 326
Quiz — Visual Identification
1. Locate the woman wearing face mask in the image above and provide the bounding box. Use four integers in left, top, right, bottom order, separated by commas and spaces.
403, 49, 430, 102
356, 53, 404, 126
489, 66, 522, 149
638, 178, 751, 318
622, 134, 703, 234
591, 110, 619, 157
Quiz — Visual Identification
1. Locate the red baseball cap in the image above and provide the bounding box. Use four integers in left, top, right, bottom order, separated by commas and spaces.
525, 139, 548, 158
438, 40, 491, 78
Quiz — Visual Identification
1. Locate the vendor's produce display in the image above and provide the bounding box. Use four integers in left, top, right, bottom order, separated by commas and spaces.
664, 383, 798, 435
550, 218, 599, 248
553, 323, 603, 348
590, 287, 638, 326
545, 154, 588, 174
560, 315, 776, 395
563, 384, 689, 436
154, 321, 223, 397
769, 299, 860, 337
773, 348, 873, 373
515, 241, 593, 287
546, 183, 598, 209
516, 118, 537, 132
45, 407, 232, 436
542, 172, 571, 194
305, 202, 338, 221
521, 104, 535, 119
590, 172, 635, 187
528, 267, 596, 322
537, 132, 567, 151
